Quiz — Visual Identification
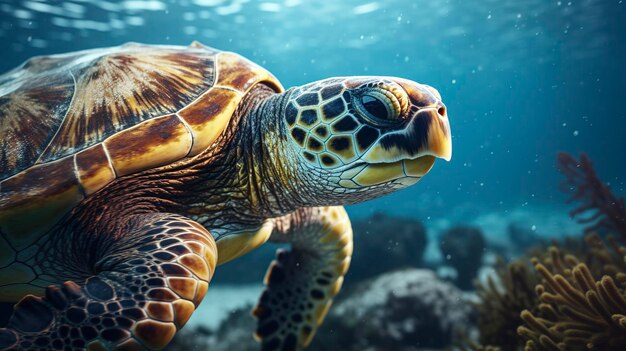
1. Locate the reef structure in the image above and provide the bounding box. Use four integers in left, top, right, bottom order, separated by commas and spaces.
470, 153, 626, 351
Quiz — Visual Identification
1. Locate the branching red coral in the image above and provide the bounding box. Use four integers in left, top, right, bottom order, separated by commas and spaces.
557, 152, 626, 236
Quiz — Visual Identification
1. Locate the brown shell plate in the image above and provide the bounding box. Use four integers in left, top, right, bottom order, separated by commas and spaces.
0, 41, 283, 250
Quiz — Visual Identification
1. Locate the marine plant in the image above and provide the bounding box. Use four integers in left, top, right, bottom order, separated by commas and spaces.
470, 153, 626, 351
473, 260, 540, 350
557, 152, 626, 236
518, 240, 626, 350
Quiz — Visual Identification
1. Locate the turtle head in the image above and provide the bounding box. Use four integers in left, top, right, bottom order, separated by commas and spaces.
280, 76, 452, 204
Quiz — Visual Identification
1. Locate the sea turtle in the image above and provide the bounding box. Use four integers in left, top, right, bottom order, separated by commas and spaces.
0, 42, 451, 351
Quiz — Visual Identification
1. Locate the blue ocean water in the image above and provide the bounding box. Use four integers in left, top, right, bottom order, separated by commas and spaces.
1, 1, 626, 349
2, 0, 624, 229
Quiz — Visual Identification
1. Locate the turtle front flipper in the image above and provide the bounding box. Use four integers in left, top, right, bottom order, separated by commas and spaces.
253, 206, 352, 351
0, 213, 217, 351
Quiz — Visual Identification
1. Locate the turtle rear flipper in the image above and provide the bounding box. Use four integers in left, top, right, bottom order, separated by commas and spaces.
253, 206, 352, 351
0, 213, 217, 351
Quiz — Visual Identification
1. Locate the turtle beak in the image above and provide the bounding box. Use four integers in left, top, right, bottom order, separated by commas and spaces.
362, 78, 452, 163
411, 105, 453, 162
393, 78, 452, 161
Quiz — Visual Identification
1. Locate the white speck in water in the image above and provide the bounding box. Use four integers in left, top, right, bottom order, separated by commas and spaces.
202, 29, 217, 38
451, 79, 457, 84
62, 2, 85, 15
573, 130, 579, 136
122, 0, 167, 11
259, 2, 281, 12
110, 19, 125, 30
531, 225, 537, 231
216, 2, 241, 15
125, 16, 145, 26
353, 2, 380, 15
183, 26, 197, 35
193, 0, 224, 6
30, 38, 47, 48
13, 9, 32, 20
285, 0, 301, 7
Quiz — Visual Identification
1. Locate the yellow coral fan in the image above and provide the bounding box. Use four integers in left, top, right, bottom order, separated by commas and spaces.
517, 244, 626, 351
474, 260, 540, 350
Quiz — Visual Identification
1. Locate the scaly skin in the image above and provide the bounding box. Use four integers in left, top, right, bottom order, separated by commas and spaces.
0, 76, 451, 351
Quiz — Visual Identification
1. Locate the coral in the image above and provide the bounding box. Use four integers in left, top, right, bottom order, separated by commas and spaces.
473, 260, 541, 350
517, 243, 626, 350
557, 152, 626, 236
468, 153, 626, 351
512, 153, 626, 350
471, 235, 626, 351
348, 212, 427, 284
440, 226, 486, 290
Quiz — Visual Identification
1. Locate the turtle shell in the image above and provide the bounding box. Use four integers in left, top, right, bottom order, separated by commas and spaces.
0, 41, 283, 250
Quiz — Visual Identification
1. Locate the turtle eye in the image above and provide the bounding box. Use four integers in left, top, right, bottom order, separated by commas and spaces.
356, 90, 402, 126
361, 95, 389, 120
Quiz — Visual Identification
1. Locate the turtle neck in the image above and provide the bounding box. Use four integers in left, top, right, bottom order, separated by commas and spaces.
174, 83, 309, 236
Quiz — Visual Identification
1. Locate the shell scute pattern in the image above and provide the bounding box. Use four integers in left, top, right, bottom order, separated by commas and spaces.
0, 70, 74, 179
0, 43, 218, 183
0, 42, 282, 251
41, 47, 218, 162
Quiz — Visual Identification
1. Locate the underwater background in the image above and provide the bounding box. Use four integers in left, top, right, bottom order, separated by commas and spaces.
1, 0, 626, 350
